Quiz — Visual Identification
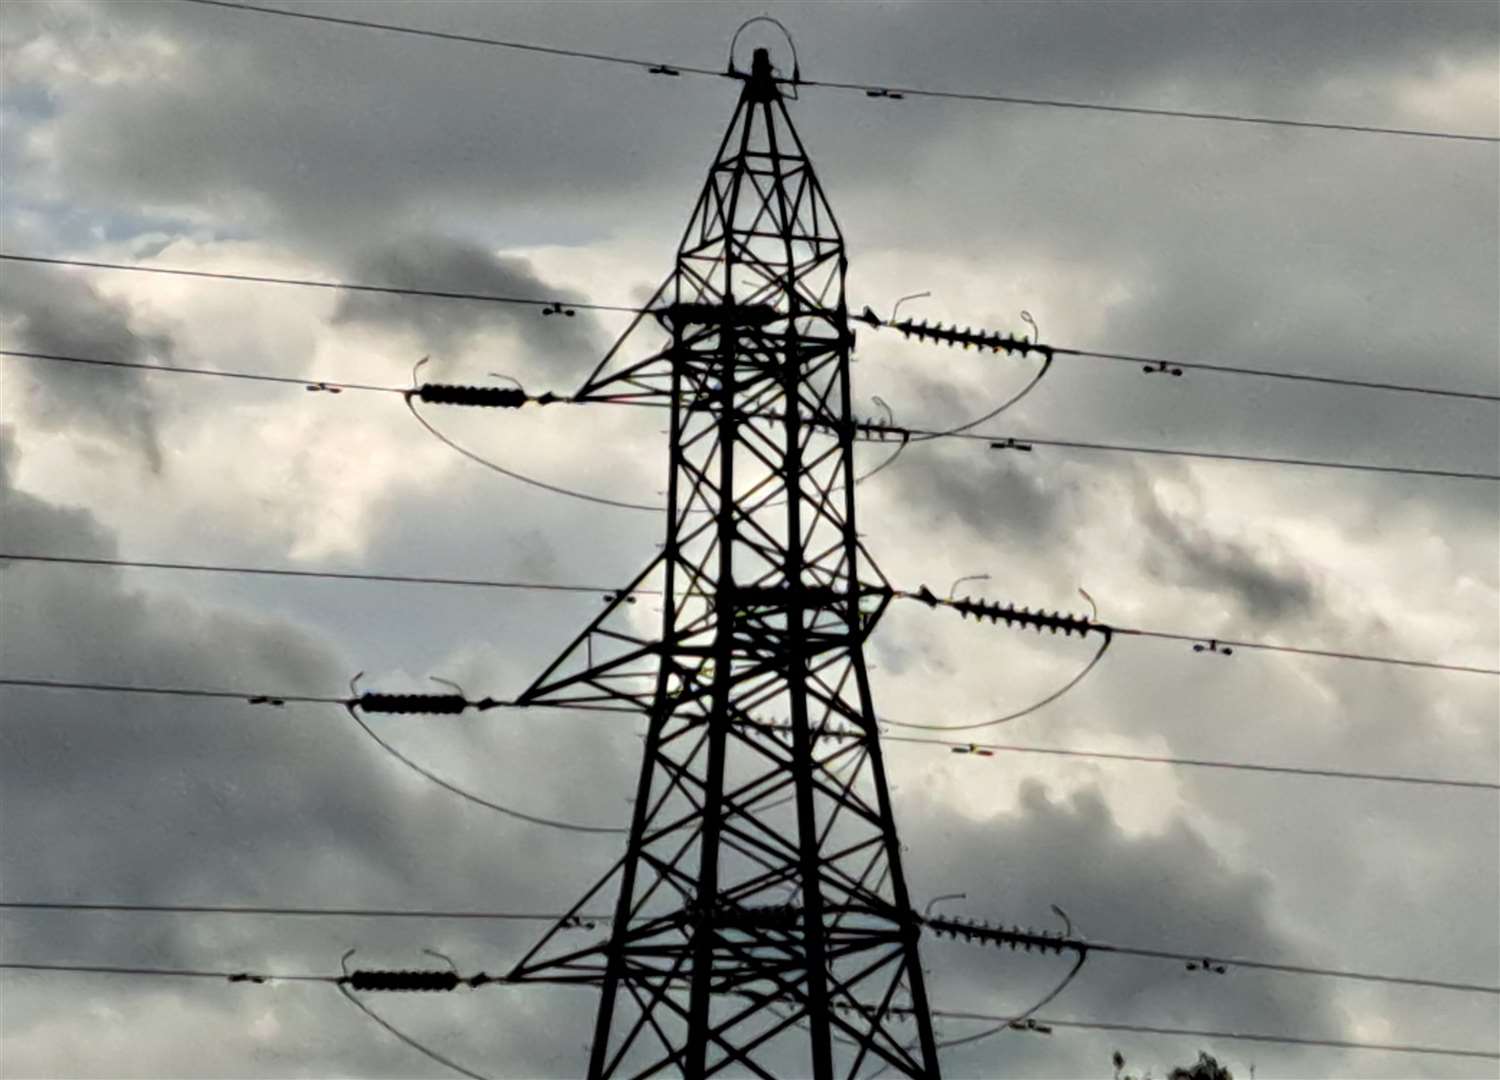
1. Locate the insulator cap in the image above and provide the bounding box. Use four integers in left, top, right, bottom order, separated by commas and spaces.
357, 693, 468, 715
892, 318, 1047, 359
945, 596, 1102, 638
346, 969, 462, 992
416, 384, 529, 408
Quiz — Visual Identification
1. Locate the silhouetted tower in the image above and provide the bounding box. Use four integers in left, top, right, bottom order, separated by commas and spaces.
508, 48, 940, 1078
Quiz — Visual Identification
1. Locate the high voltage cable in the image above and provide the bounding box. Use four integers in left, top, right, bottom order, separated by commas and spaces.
6, 900, 1493, 995
0, 676, 629, 835
796, 79, 1500, 144
1, 349, 407, 395
0, 960, 340, 983
8, 254, 1500, 404
1073, 939, 1496, 995
940, 426, 1500, 482
2, 959, 1494, 1061
2, 674, 1496, 791
0, 676, 349, 706
1111, 626, 1500, 674
7, 552, 1495, 677
0, 254, 642, 314
921, 912, 1499, 996
178, 0, 725, 77
335, 979, 489, 1080
340, 692, 626, 835
0, 551, 661, 596
926, 1009, 1500, 1062
1053, 346, 1500, 404
178, 0, 1499, 144
7, 347, 1493, 484
880, 733, 1499, 792
0, 901, 608, 923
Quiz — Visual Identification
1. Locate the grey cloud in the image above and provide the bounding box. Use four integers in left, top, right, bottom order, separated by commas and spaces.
329, 234, 603, 371
0, 266, 167, 471
0, 423, 114, 560
0, 436, 1347, 1079
902, 779, 1338, 1077
0, 431, 637, 1077
1131, 472, 1319, 623
2, 3, 1496, 1076
10, 1, 1493, 258
884, 442, 1068, 544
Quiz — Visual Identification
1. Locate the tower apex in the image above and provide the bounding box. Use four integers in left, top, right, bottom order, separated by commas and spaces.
748, 46, 779, 100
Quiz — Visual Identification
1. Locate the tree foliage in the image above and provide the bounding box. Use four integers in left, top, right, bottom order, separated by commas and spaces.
1113, 1049, 1234, 1080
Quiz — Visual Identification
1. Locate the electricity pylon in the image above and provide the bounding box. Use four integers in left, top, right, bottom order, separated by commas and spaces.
508, 48, 940, 1079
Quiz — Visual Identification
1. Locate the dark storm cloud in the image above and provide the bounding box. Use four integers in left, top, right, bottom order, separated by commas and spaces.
9, 0, 1494, 486
2, 2, 1496, 1076
1130, 473, 1319, 623
901, 779, 1338, 1076
0, 267, 167, 470
0, 432, 639, 1076
0, 424, 113, 560
9, 0, 1493, 257
883, 443, 1067, 544
0, 436, 1352, 1077
329, 234, 602, 368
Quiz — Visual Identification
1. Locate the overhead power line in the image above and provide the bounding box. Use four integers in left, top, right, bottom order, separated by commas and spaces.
0, 551, 660, 597
3, 959, 1494, 1061
922, 911, 1499, 995
925, 1008, 1500, 1062
0, 900, 608, 923
869, 315, 1500, 403
3, 672, 1495, 791
10, 254, 1499, 404
1080, 938, 1496, 996
0, 676, 349, 706
8, 900, 1494, 995
0, 349, 406, 395
180, 0, 1499, 144
8, 552, 1495, 677
178, 0, 725, 77
1110, 626, 1499, 674
0, 960, 339, 983
0, 676, 633, 835
7, 347, 1493, 483
950, 426, 1499, 482
1054, 346, 1500, 404
882, 733, 1499, 792
0, 253, 643, 314
797, 78, 1500, 144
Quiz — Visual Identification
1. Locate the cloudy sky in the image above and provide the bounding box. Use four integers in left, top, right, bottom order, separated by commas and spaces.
1, 1, 1497, 1077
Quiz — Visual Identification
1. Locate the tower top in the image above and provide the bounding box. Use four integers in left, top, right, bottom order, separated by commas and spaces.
746, 46, 779, 101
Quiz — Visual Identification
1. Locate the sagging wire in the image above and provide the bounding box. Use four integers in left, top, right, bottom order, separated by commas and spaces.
948, 574, 990, 601
850, 396, 911, 484
344, 674, 627, 835
337, 949, 491, 1080
727, 16, 801, 88
856, 300, 1055, 441
925, 907, 1088, 1051
882, 588, 1113, 733
910, 354, 1054, 442
937, 950, 1088, 1050
403, 358, 663, 514
402, 316, 903, 511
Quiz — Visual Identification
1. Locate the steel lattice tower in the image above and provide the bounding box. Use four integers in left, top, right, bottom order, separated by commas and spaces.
508, 48, 940, 1079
